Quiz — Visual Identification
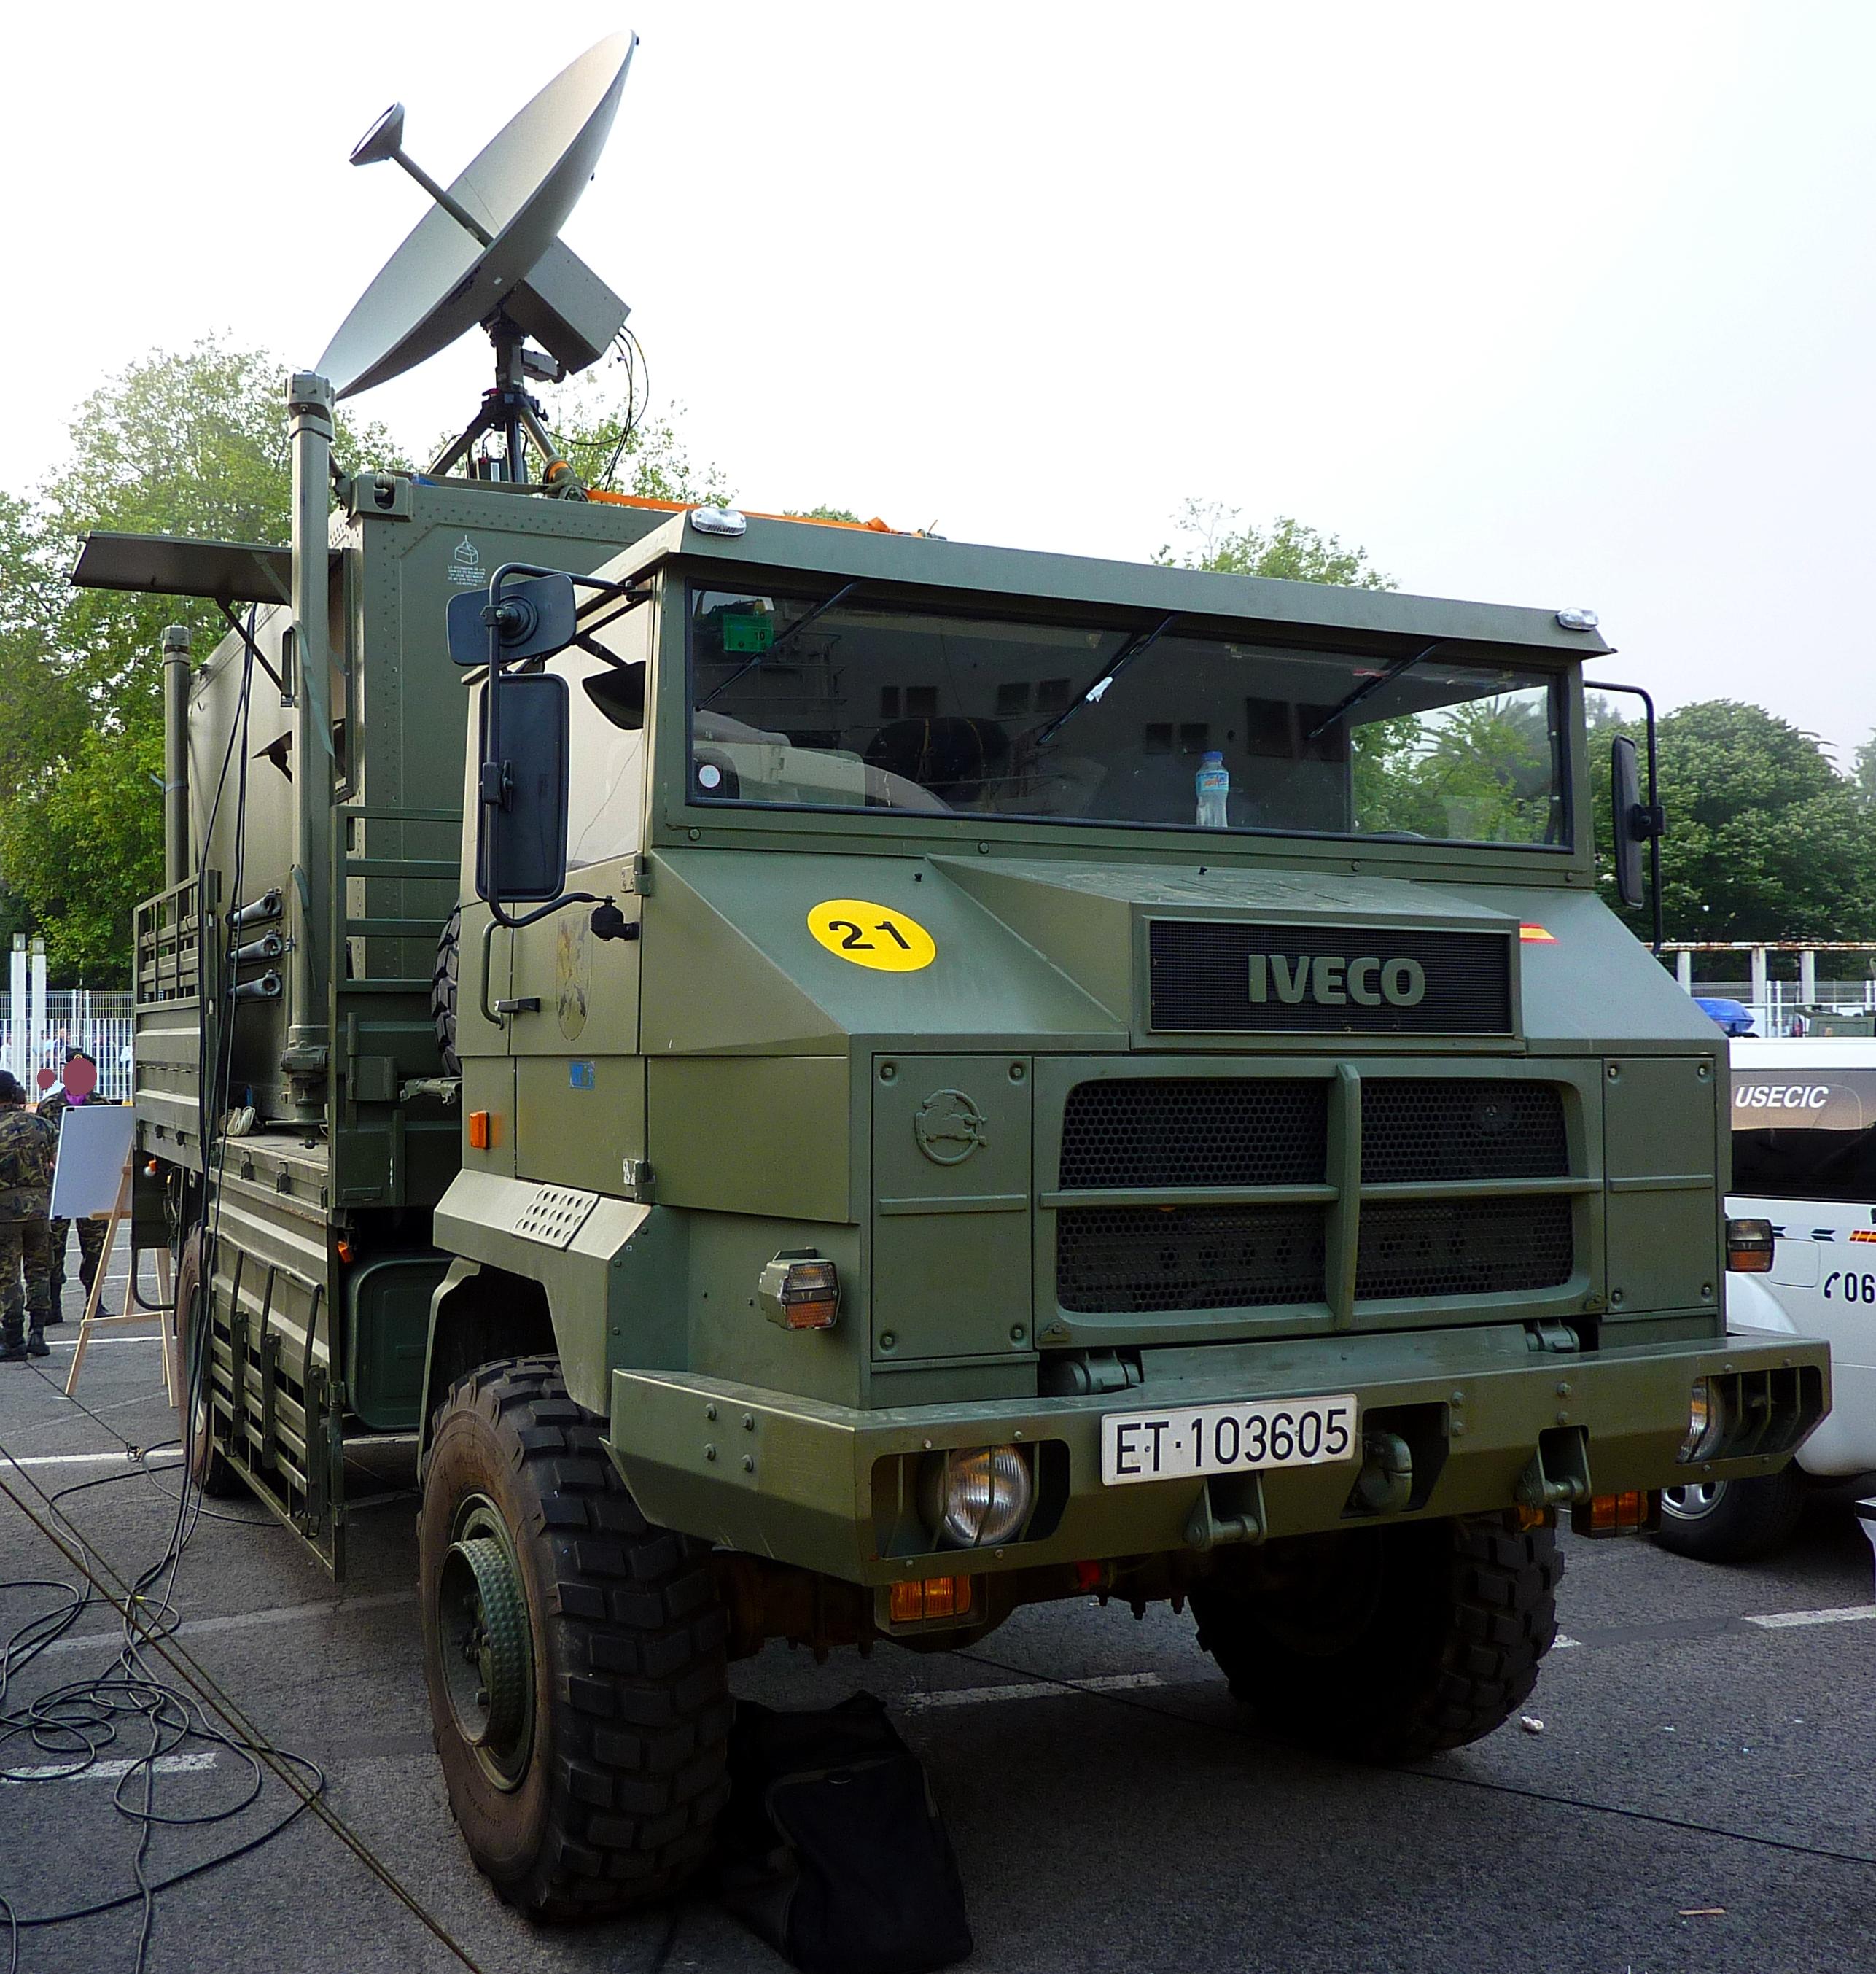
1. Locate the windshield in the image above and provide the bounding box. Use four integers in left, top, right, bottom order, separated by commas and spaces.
687, 586, 1569, 847
1733, 1068, 1876, 1201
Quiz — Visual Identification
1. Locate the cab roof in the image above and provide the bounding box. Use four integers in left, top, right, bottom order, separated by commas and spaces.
602, 510, 1615, 658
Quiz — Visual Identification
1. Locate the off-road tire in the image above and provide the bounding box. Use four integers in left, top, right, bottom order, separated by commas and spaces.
419, 1356, 731, 1919
1653, 1469, 1806, 1564
1190, 1514, 1561, 1762
171, 1232, 248, 1499
432, 905, 461, 1077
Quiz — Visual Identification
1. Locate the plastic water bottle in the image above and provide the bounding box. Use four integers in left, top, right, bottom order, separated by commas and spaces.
1195, 750, 1229, 828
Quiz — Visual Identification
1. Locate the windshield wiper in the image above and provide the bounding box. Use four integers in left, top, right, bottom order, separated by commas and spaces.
1032, 612, 1180, 747
697, 580, 860, 709
1304, 638, 1452, 745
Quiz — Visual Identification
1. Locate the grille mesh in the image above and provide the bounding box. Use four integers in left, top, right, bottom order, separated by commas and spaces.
1354, 1197, 1574, 1300
1361, 1081, 1568, 1184
1058, 1079, 1328, 1191
1056, 1204, 1327, 1313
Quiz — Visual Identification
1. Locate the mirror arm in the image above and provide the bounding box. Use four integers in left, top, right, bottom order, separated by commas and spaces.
1587, 677, 1663, 954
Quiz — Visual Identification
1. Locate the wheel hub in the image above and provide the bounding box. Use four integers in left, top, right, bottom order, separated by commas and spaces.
1662, 1480, 1727, 1522
437, 1504, 533, 1784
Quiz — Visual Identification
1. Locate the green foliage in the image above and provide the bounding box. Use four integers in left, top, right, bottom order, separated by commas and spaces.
785, 505, 863, 524
1157, 500, 1395, 589
0, 338, 401, 982
545, 373, 733, 505
1353, 691, 1556, 845
1590, 699, 1876, 942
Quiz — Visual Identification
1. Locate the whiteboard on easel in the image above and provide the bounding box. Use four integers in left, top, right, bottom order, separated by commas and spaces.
48, 1106, 136, 1220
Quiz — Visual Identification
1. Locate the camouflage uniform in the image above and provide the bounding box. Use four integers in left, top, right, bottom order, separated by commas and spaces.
0, 1104, 56, 1356
39, 1089, 106, 1316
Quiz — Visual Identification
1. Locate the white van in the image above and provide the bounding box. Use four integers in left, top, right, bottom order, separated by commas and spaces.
1656, 1037, 1876, 1560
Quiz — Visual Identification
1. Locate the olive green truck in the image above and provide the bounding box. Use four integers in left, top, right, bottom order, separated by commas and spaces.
76, 383, 1827, 1916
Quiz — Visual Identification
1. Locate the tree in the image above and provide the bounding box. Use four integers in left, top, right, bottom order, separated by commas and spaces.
1590, 699, 1876, 943
543, 370, 733, 506
0, 338, 400, 981
1157, 500, 1395, 589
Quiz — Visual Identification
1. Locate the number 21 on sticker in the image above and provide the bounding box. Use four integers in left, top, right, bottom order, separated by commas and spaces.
807, 899, 937, 972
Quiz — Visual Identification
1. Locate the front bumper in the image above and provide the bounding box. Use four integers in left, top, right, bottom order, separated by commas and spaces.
608, 1324, 1829, 1587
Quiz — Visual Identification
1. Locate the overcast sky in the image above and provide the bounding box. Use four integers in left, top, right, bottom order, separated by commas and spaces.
6, 3, 1872, 761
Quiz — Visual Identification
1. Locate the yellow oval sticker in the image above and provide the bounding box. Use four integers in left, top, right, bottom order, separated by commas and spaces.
807, 899, 936, 972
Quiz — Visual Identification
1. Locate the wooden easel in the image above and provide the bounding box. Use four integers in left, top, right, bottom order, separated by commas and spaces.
62, 1155, 174, 1403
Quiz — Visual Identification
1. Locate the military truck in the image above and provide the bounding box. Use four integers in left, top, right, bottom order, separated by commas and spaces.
75, 383, 1829, 1914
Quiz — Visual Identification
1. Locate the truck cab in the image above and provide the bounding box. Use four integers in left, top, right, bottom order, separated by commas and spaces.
110, 486, 1828, 1919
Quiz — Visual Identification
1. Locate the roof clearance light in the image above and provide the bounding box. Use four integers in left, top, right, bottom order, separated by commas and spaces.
1555, 607, 1599, 632
1519, 923, 1557, 944
690, 505, 747, 537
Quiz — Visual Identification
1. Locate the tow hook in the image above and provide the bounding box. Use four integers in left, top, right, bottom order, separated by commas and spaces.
1352, 1431, 1414, 1514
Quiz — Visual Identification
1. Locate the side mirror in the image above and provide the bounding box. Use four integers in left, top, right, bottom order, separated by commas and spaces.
1610, 735, 1644, 908
448, 572, 577, 668
476, 671, 569, 904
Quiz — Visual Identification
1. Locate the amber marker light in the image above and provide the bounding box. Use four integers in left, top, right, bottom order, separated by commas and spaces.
1573, 1490, 1657, 1537
759, 1254, 841, 1331
1519, 923, 1557, 943
1725, 1217, 1774, 1273
467, 1110, 493, 1150
889, 1576, 973, 1623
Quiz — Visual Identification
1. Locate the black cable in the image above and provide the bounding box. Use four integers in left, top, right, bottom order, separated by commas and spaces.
949, 1641, 1876, 1871
0, 1458, 488, 1967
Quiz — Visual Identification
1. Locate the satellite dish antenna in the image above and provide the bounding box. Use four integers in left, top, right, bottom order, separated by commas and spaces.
317, 31, 637, 486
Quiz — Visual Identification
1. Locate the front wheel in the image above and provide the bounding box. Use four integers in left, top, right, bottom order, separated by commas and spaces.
419, 1356, 731, 1919
1189, 1514, 1561, 1762
1653, 1468, 1806, 1563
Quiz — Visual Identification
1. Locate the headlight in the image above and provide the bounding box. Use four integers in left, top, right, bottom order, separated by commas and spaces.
1677, 1378, 1728, 1463
919, 1445, 1034, 1547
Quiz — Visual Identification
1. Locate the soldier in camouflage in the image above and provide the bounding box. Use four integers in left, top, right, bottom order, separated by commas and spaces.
40, 1052, 106, 1320
0, 1070, 57, 1361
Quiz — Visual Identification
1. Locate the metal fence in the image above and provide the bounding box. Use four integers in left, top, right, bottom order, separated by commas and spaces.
0, 991, 135, 1100
1681, 976, 1876, 1038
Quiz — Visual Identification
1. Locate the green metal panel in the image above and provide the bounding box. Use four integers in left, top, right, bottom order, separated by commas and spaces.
1603, 1056, 1724, 1322
346, 1253, 449, 1429
648, 1055, 852, 1221
869, 1054, 1034, 1365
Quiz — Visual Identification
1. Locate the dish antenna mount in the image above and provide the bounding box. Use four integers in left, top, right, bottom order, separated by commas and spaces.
316, 31, 637, 488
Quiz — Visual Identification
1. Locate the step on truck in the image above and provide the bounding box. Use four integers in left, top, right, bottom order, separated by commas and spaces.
79, 413, 1829, 1913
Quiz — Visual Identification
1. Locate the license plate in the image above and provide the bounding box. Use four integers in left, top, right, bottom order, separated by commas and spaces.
1100, 1394, 1360, 1486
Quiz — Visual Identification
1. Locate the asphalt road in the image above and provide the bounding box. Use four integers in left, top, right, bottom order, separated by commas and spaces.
2, 1261, 1872, 1974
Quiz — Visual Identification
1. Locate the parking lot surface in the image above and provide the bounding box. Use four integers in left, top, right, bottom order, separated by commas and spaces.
2, 1270, 1872, 1974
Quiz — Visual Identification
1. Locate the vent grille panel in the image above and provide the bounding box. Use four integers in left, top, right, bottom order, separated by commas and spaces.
1362, 1080, 1568, 1183
1057, 1204, 1327, 1313
1059, 1079, 1328, 1191
1354, 1197, 1574, 1300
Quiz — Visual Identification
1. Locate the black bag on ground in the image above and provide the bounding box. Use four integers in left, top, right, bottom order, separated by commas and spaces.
717, 1693, 973, 1973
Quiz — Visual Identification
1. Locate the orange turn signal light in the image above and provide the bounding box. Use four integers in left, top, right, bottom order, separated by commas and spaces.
889, 1576, 974, 1624
1572, 1489, 1658, 1538
1725, 1217, 1774, 1273
467, 1110, 493, 1150
1519, 923, 1557, 944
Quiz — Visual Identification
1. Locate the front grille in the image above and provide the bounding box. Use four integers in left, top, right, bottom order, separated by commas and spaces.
1362, 1081, 1568, 1183
1354, 1197, 1573, 1299
1057, 1203, 1327, 1313
1050, 1073, 1576, 1316
1059, 1079, 1328, 1190
1148, 920, 1513, 1034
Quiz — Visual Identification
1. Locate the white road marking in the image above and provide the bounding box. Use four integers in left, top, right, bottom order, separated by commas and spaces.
39, 1590, 415, 1659
1, 1448, 182, 1470
901, 1671, 1166, 1712
1744, 1605, 1876, 1630
42, 1335, 165, 1348
1, 1752, 217, 1785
